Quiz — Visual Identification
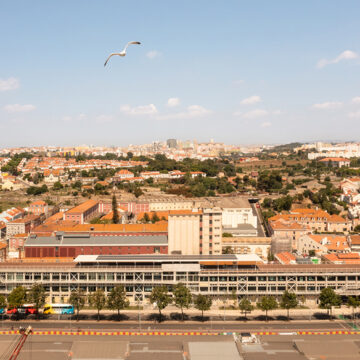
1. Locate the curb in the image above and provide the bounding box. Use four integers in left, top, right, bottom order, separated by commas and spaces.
1, 330, 360, 336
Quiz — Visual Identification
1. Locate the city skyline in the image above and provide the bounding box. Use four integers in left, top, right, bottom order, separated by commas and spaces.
1, 0, 360, 147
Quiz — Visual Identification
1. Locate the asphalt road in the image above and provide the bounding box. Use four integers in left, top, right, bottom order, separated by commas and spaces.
0, 320, 347, 332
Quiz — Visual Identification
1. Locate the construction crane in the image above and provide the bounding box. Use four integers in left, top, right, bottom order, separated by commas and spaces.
8, 326, 32, 360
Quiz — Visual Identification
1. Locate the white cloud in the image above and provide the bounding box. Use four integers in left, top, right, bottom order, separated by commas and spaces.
241, 95, 261, 105
242, 109, 268, 119
120, 104, 158, 116
348, 111, 360, 119
351, 96, 360, 104
0, 77, 19, 91
317, 50, 358, 68
146, 50, 161, 59
167, 97, 180, 107
157, 105, 211, 120
233, 79, 244, 85
3, 104, 36, 113
312, 101, 343, 109
120, 104, 158, 115
62, 113, 87, 122
261, 121, 272, 127
96, 114, 113, 123
272, 109, 283, 115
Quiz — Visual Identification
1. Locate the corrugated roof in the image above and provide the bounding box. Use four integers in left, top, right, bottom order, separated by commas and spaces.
25, 234, 168, 247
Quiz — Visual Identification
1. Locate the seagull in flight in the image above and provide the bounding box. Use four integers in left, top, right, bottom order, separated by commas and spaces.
104, 41, 141, 66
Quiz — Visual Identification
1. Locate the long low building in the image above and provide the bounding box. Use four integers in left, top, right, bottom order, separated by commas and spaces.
24, 232, 168, 257
0, 254, 360, 306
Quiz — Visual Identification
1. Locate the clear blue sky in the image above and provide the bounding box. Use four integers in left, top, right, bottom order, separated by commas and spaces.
1, 0, 360, 147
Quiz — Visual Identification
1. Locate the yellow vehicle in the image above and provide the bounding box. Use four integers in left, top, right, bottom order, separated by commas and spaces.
43, 304, 74, 315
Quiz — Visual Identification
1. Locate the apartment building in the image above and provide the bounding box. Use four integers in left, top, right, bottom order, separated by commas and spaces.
63, 200, 99, 224
297, 234, 350, 256
269, 208, 351, 233
28, 200, 49, 216
217, 198, 258, 236
6, 215, 41, 238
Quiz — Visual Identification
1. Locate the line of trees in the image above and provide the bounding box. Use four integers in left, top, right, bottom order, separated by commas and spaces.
2, 285, 357, 322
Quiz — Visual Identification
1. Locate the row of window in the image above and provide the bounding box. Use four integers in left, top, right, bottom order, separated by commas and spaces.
2, 272, 360, 283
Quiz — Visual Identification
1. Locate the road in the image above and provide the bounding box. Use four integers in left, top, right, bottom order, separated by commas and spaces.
1, 320, 348, 332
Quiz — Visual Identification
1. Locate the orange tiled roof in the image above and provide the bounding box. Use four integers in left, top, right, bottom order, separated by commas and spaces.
66, 200, 98, 215
137, 211, 169, 221
308, 234, 350, 251
350, 235, 360, 245
169, 210, 202, 215
275, 252, 296, 265
323, 253, 360, 264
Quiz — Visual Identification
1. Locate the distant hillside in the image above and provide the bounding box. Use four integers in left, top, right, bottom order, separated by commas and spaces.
267, 143, 303, 153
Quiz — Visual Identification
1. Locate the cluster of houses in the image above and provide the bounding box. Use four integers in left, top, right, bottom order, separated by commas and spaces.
340, 177, 360, 220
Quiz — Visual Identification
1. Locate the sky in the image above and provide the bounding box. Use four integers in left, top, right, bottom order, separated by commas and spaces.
1, 0, 360, 147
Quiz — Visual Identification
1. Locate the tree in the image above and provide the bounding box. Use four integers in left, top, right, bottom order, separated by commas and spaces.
319, 287, 341, 317
8, 286, 26, 311
107, 286, 129, 320
257, 296, 278, 321
239, 298, 254, 320
69, 290, 86, 320
173, 283, 192, 321
53, 181, 63, 191
194, 294, 212, 321
28, 284, 46, 318
0, 295, 7, 316
149, 286, 172, 321
89, 289, 106, 321
280, 291, 298, 320
151, 212, 160, 223
112, 194, 119, 224
134, 187, 143, 198
347, 297, 360, 321
354, 225, 360, 232
143, 212, 150, 223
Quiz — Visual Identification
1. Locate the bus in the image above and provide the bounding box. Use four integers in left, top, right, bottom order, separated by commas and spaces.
43, 304, 74, 315
7, 304, 37, 315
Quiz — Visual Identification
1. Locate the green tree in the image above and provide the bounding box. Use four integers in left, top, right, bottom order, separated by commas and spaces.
107, 286, 129, 320
8, 286, 26, 311
149, 286, 172, 321
69, 290, 86, 321
53, 181, 63, 191
280, 291, 298, 320
89, 289, 106, 321
28, 284, 47, 318
194, 294, 212, 321
222, 246, 234, 254
239, 298, 254, 320
354, 225, 360, 232
112, 194, 119, 224
347, 297, 360, 321
319, 287, 341, 317
0, 295, 7, 315
257, 296, 278, 321
134, 187, 143, 198
143, 212, 150, 223
151, 212, 160, 223
173, 283, 192, 321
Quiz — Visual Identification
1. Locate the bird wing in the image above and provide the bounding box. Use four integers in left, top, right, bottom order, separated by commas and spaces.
104, 53, 119, 67
123, 41, 141, 52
